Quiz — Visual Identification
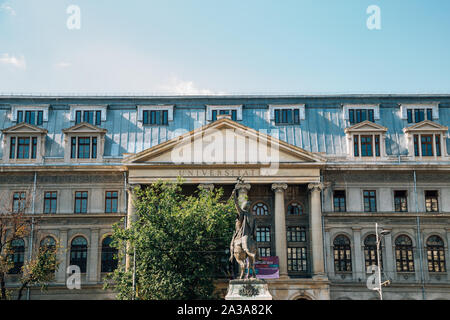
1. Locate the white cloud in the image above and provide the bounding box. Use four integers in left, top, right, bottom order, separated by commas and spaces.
0, 54, 26, 69
159, 77, 224, 95
0, 3, 16, 16
55, 62, 72, 68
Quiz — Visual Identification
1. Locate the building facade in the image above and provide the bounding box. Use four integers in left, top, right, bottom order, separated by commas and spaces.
0, 95, 449, 300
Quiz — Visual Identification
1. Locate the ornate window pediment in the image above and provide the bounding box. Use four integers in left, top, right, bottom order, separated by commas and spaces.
10, 105, 49, 125
62, 122, 107, 162
1, 123, 48, 163
344, 121, 388, 160
69, 105, 107, 125
343, 104, 380, 124
400, 103, 439, 122
403, 120, 448, 159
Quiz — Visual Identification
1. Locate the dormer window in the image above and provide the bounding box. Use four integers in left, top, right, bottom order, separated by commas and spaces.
269, 105, 305, 125
404, 120, 448, 160
400, 103, 439, 123
345, 121, 388, 160
69, 105, 107, 125
1, 123, 47, 163
62, 122, 107, 162
75, 110, 102, 125
137, 105, 174, 125
206, 105, 242, 122
343, 104, 380, 124
11, 105, 49, 125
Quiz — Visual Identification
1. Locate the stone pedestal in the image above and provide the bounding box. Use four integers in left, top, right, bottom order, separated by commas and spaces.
225, 279, 273, 300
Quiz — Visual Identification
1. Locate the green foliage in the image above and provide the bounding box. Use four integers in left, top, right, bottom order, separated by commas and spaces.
106, 179, 235, 300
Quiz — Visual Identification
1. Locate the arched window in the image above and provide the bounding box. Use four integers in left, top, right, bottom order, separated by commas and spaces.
101, 236, 118, 273
333, 235, 352, 272
40, 236, 56, 251
287, 202, 303, 215
426, 236, 446, 273
364, 235, 383, 270
70, 236, 88, 273
9, 239, 25, 274
395, 235, 414, 272
252, 202, 269, 216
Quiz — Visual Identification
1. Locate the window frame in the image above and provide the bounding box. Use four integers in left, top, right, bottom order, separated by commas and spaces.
363, 190, 377, 213
70, 236, 88, 273
425, 190, 439, 213
74, 191, 88, 214
394, 190, 408, 212
426, 235, 446, 273
101, 236, 118, 273
43, 191, 58, 214
395, 235, 415, 272
105, 191, 119, 213
333, 190, 346, 212
333, 235, 352, 272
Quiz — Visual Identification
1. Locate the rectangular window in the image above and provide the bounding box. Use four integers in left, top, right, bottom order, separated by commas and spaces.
17, 110, 23, 123
44, 191, 57, 214
95, 111, 102, 125
394, 191, 408, 212
426, 108, 433, 121
274, 109, 300, 125
71, 137, 77, 159
83, 111, 94, 124
287, 247, 307, 272
37, 111, 43, 125
10, 137, 16, 159
105, 191, 118, 213
368, 109, 374, 122
333, 190, 346, 212
354, 135, 359, 157
364, 190, 377, 212
415, 109, 425, 123
74, 191, 88, 213
143, 110, 149, 124
31, 137, 37, 159
436, 135, 441, 157
287, 226, 306, 242
356, 109, 362, 123
25, 111, 36, 125
231, 109, 237, 121
421, 135, 433, 156
75, 111, 82, 124
256, 227, 271, 242
374, 135, 380, 157
143, 110, 169, 125
17, 137, 30, 159
349, 109, 355, 124
414, 135, 419, 156
12, 192, 26, 213
258, 247, 271, 257
407, 109, 413, 123
78, 137, 91, 159
92, 137, 97, 159
212, 110, 218, 121
361, 135, 373, 157
425, 191, 439, 212
349, 109, 374, 123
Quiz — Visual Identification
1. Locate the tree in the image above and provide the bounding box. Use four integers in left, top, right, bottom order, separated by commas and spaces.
105, 179, 235, 300
0, 189, 60, 300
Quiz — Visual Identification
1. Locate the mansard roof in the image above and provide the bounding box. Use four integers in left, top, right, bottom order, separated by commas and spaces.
344, 120, 388, 134
123, 117, 326, 164
1, 122, 48, 134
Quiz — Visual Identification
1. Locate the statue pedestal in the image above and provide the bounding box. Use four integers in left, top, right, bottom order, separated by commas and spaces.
225, 279, 273, 300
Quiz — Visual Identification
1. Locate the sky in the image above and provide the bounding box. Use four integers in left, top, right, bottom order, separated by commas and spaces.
0, 0, 449, 95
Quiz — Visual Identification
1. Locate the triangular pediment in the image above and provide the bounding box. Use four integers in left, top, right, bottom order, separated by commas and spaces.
124, 118, 326, 164
62, 122, 107, 134
403, 120, 448, 133
1, 122, 48, 134
344, 120, 387, 133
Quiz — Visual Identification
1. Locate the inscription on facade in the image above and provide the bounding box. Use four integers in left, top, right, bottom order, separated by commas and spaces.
178, 169, 259, 177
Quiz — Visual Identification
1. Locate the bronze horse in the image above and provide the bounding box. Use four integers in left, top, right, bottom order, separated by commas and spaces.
229, 181, 259, 279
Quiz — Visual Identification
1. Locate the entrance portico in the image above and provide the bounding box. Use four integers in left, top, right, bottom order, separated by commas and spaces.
123, 118, 330, 299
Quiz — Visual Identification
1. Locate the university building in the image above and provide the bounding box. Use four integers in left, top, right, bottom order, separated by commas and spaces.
1, 94, 449, 300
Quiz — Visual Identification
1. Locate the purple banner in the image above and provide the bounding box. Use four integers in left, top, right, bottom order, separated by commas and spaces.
254, 256, 279, 279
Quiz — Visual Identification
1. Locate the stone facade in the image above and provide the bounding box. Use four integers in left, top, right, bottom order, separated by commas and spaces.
1, 95, 449, 300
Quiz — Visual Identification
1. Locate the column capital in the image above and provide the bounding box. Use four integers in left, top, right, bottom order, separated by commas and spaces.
198, 183, 214, 191
308, 182, 324, 192
127, 184, 141, 193
271, 183, 287, 193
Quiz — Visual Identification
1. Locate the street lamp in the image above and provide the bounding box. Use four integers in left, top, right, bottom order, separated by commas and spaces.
375, 223, 391, 300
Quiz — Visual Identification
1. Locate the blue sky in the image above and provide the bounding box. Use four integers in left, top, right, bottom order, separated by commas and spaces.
0, 0, 449, 95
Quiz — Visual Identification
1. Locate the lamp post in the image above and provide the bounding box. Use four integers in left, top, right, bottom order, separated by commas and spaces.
375, 223, 391, 300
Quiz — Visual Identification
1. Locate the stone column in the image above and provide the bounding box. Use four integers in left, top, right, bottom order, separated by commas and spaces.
308, 183, 326, 279
446, 229, 450, 282
324, 228, 334, 279
198, 184, 214, 192
271, 183, 288, 278
56, 228, 68, 283
126, 185, 139, 270
352, 228, 363, 281
88, 228, 100, 283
